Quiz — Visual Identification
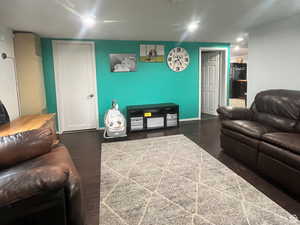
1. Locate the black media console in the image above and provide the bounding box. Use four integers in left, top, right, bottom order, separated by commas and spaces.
127, 103, 179, 132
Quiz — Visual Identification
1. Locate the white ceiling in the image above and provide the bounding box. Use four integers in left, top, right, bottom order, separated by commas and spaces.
1, 0, 300, 45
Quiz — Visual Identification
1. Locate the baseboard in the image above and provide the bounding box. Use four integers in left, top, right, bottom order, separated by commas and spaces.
61, 119, 202, 133
57, 128, 101, 134
179, 118, 200, 122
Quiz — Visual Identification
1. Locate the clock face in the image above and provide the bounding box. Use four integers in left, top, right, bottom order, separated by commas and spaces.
167, 47, 190, 72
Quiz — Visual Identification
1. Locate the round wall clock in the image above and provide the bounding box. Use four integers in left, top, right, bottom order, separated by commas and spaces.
167, 47, 190, 72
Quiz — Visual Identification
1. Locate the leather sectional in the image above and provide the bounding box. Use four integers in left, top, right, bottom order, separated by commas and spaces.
218, 89, 300, 197
0, 128, 84, 225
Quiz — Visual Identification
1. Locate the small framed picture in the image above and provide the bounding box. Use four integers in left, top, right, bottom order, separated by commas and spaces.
140, 45, 164, 62
110, 54, 137, 72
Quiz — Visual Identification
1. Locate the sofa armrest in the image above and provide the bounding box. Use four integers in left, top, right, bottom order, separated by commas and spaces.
34, 144, 85, 225
217, 106, 253, 120
0, 166, 68, 207
0, 128, 53, 170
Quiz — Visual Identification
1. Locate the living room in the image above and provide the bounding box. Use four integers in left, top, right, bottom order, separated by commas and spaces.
1, 0, 300, 225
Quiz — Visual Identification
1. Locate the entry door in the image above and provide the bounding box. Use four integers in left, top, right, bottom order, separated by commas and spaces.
53, 41, 98, 132
201, 52, 220, 115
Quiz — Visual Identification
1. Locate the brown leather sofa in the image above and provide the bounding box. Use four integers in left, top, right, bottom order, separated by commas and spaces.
217, 89, 300, 197
0, 128, 84, 225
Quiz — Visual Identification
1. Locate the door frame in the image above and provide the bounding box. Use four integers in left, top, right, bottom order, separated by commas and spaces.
52, 40, 99, 133
198, 47, 229, 119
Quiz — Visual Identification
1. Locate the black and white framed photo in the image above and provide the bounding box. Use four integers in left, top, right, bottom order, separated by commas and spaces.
110, 54, 137, 72
140, 45, 164, 62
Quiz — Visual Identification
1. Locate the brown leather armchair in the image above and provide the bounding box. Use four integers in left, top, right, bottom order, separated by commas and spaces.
0, 100, 10, 126
0, 128, 85, 225
217, 89, 300, 197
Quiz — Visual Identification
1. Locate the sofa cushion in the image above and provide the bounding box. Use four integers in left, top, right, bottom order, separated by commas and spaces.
259, 142, 300, 171
253, 112, 297, 132
0, 128, 53, 169
262, 133, 300, 155
222, 120, 278, 139
252, 89, 300, 120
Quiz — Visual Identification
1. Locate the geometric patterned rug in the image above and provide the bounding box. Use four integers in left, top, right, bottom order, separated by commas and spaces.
100, 134, 299, 225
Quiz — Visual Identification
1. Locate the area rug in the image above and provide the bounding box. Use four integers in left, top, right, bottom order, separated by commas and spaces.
100, 134, 299, 225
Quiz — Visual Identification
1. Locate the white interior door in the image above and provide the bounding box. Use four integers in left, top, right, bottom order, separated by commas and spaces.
0, 27, 20, 120
201, 52, 220, 115
53, 41, 98, 132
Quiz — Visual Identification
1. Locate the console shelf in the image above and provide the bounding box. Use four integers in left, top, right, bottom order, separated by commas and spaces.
126, 103, 179, 132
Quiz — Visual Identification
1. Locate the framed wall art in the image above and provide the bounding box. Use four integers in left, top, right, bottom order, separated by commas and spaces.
110, 54, 137, 72
140, 45, 164, 62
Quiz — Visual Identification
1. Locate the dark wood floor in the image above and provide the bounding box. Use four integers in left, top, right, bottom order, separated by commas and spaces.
60, 118, 300, 225
201, 113, 218, 120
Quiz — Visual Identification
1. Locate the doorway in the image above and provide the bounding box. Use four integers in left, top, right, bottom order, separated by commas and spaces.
199, 48, 228, 120
229, 51, 248, 108
53, 41, 98, 133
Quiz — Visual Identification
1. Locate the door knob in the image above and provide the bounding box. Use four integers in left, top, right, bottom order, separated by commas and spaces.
88, 94, 95, 98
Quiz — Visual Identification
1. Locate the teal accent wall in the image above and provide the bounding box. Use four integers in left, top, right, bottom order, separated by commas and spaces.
41, 39, 230, 128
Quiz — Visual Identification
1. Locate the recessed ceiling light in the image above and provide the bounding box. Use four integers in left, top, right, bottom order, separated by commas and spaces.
236, 37, 244, 42
187, 21, 200, 32
103, 20, 122, 23
81, 15, 96, 27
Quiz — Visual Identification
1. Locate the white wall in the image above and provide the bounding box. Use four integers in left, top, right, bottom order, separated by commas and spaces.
0, 25, 19, 119
231, 47, 248, 63
231, 55, 248, 63
247, 14, 300, 106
